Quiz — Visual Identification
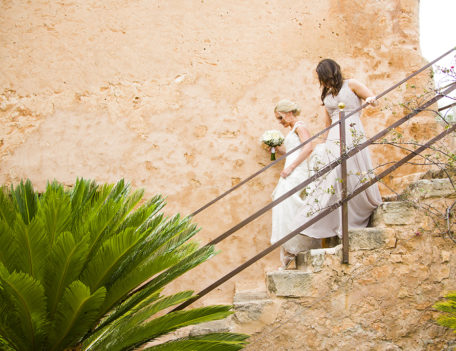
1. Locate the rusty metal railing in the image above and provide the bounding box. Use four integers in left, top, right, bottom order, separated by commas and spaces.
189, 47, 456, 218
338, 106, 349, 263
169, 82, 456, 311
164, 48, 456, 311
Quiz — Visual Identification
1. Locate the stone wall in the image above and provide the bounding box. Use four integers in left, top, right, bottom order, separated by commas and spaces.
190, 177, 456, 350
0, 0, 440, 304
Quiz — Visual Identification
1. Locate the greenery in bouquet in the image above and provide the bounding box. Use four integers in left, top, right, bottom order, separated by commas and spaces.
261, 130, 285, 160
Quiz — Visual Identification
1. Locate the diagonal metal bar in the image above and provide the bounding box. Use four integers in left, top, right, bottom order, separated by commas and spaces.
172, 119, 456, 312
190, 47, 456, 217
205, 83, 456, 248
438, 101, 456, 112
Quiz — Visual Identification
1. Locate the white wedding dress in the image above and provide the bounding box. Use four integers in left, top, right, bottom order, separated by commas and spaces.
271, 121, 325, 255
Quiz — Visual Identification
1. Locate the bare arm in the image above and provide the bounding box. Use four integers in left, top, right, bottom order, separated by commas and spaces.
348, 79, 377, 105
280, 125, 313, 178
319, 108, 332, 143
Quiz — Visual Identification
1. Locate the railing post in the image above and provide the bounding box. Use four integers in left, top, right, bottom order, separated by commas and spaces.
338, 102, 349, 264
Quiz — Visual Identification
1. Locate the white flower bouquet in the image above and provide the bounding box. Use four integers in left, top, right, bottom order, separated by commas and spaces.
261, 130, 285, 160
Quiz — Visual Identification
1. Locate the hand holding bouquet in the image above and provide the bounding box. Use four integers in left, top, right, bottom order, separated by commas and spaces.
261, 130, 285, 160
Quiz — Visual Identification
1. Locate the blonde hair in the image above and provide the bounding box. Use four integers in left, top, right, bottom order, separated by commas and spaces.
275, 99, 301, 116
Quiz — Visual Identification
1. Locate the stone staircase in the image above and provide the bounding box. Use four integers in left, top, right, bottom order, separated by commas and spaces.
190, 175, 456, 350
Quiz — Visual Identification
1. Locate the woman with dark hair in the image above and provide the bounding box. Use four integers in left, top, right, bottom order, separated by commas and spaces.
288, 59, 382, 255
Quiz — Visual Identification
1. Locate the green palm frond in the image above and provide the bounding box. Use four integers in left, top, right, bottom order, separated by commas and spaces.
141, 245, 216, 296
0, 221, 16, 271
44, 232, 89, 319
144, 333, 250, 351
0, 265, 48, 350
68, 179, 98, 229
11, 180, 37, 225
80, 227, 145, 291
93, 305, 235, 351
117, 195, 165, 234
95, 241, 204, 332
37, 181, 71, 246
83, 181, 141, 245
49, 281, 106, 351
84, 291, 194, 350
85, 289, 163, 347
95, 216, 202, 318
0, 179, 248, 351
12, 216, 48, 279
0, 187, 17, 269
100, 245, 216, 327
0, 335, 16, 351
434, 291, 456, 332
0, 185, 16, 227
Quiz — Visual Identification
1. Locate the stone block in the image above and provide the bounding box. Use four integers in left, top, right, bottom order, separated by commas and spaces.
189, 317, 232, 336
372, 201, 416, 226
266, 270, 313, 297
349, 227, 396, 250
233, 289, 269, 303
233, 299, 274, 324
405, 178, 455, 199
296, 245, 342, 272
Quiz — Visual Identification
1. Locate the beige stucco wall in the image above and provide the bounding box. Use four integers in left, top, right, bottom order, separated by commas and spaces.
0, 0, 438, 304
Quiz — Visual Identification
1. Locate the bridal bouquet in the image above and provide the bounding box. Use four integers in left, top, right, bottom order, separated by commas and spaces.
261, 130, 285, 160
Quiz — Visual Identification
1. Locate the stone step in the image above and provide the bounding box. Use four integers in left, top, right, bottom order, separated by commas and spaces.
232, 289, 274, 325
296, 245, 342, 272
402, 178, 455, 199
349, 227, 396, 250
266, 270, 314, 297
189, 317, 233, 336
372, 201, 416, 226
189, 289, 277, 335
230, 289, 280, 334
233, 289, 270, 303
295, 228, 396, 272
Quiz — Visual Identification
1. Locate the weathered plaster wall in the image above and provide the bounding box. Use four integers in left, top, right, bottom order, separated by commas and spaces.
0, 0, 436, 303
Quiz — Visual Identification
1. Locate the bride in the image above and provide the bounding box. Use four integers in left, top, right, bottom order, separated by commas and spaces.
270, 99, 327, 269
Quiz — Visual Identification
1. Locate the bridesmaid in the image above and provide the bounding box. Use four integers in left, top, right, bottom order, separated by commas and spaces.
292, 59, 382, 242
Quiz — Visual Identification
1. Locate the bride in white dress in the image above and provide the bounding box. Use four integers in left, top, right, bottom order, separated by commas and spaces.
270, 99, 326, 269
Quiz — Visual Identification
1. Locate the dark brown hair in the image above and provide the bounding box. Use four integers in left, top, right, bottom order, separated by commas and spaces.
316, 59, 344, 103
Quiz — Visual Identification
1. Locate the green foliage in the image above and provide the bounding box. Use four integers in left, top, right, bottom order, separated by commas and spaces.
434, 291, 456, 333
0, 179, 248, 351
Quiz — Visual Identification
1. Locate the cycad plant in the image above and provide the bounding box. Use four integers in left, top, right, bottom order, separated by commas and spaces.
0, 179, 248, 351
434, 291, 456, 333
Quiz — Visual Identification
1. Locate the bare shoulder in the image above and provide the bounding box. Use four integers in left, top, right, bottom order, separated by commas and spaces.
295, 123, 311, 139
347, 79, 363, 90
347, 79, 374, 100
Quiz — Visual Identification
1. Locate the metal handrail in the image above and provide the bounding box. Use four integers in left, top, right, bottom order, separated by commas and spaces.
174, 117, 456, 311
190, 47, 456, 217
202, 82, 456, 249
169, 82, 456, 311
163, 48, 456, 311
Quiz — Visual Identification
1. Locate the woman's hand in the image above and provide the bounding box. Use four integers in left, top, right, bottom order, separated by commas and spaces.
276, 145, 286, 154
365, 96, 378, 106
348, 79, 378, 106
280, 166, 294, 178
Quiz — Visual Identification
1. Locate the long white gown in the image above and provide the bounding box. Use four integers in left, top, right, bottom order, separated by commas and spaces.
270, 121, 324, 255
292, 80, 382, 240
